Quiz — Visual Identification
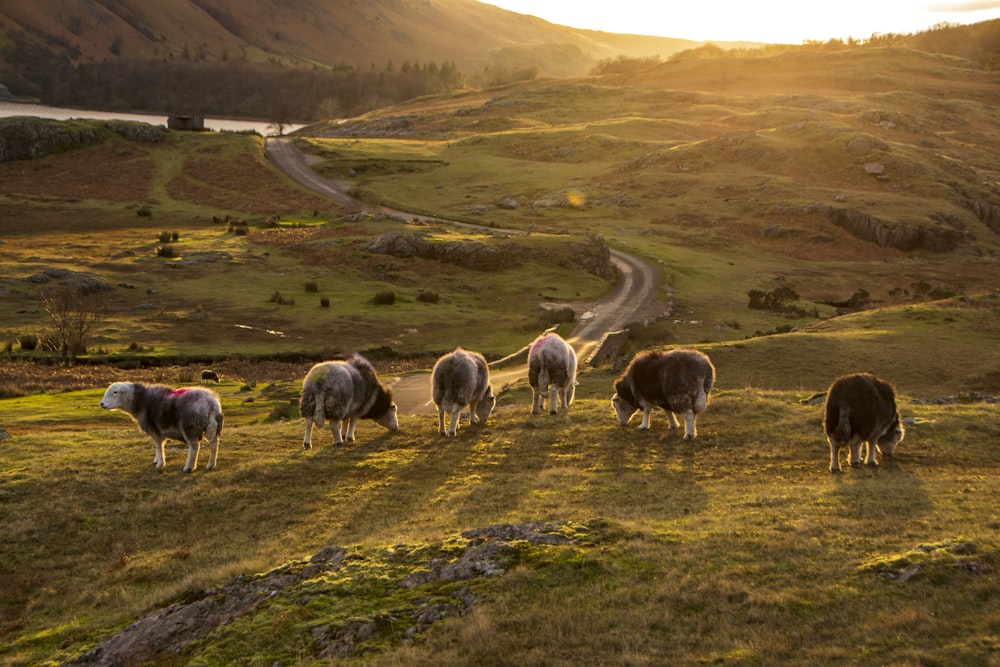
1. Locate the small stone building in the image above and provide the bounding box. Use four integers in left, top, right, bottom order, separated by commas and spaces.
167, 113, 205, 131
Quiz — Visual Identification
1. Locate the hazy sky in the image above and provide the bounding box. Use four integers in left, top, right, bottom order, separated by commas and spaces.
482, 1, 1000, 43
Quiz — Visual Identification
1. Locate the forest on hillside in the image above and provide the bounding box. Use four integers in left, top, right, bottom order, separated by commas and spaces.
2, 19, 998, 123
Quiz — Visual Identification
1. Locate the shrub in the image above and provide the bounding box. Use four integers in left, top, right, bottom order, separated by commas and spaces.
747, 286, 800, 311
136, 205, 152, 217
171, 231, 179, 242
416, 291, 440, 304
156, 245, 176, 258
269, 290, 294, 306
158, 231, 172, 242
305, 281, 319, 293
372, 291, 396, 305
320, 297, 330, 308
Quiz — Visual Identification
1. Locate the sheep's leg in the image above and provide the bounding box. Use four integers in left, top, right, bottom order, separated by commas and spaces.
153, 436, 166, 470
531, 387, 542, 415
864, 439, 878, 466
437, 408, 447, 435
303, 418, 314, 449
183, 437, 201, 473
331, 419, 345, 446
638, 407, 652, 430
205, 435, 219, 471
829, 440, 843, 473
666, 412, 680, 429
682, 410, 697, 440
849, 436, 863, 467
343, 417, 359, 443
448, 406, 462, 436
548, 385, 558, 415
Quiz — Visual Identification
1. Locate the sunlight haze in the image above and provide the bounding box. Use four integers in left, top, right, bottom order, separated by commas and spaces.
482, 0, 1000, 43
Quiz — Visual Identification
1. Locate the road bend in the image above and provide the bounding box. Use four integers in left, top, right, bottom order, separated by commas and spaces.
265, 137, 660, 416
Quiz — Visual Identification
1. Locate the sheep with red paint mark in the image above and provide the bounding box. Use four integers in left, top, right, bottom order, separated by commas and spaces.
100, 382, 223, 472
611, 348, 715, 439
300, 354, 398, 448
527, 332, 578, 415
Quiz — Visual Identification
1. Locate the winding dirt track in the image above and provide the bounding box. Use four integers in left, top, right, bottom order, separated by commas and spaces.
265, 138, 659, 416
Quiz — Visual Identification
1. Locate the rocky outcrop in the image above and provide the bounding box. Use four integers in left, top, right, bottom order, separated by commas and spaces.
363, 231, 520, 271
62, 522, 582, 666
961, 197, 1000, 235
819, 206, 965, 252
0, 117, 166, 163
363, 232, 616, 278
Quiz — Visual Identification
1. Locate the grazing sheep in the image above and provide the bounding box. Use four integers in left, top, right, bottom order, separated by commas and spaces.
824, 372, 904, 472
612, 348, 715, 439
432, 347, 496, 436
201, 369, 220, 383
100, 382, 223, 472
300, 354, 398, 448
527, 332, 578, 415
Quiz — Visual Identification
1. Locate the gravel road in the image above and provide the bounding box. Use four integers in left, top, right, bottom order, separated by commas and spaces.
265, 137, 660, 416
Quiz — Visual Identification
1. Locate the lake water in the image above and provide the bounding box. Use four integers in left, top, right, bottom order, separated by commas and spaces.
0, 100, 303, 136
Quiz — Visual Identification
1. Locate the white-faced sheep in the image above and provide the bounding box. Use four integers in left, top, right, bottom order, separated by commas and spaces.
300, 354, 398, 448
527, 332, 578, 415
432, 347, 495, 436
100, 382, 223, 472
824, 372, 904, 472
612, 348, 715, 439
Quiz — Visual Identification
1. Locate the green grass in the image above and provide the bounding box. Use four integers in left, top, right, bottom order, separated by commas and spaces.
3, 46, 1000, 665
2, 369, 999, 665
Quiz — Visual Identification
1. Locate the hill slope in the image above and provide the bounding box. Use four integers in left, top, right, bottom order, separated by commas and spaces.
0, 0, 698, 88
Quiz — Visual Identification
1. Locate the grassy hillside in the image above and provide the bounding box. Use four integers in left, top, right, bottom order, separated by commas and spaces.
2, 43, 1000, 666
1, 364, 999, 665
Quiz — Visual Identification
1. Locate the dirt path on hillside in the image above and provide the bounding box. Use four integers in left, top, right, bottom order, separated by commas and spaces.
265, 138, 660, 416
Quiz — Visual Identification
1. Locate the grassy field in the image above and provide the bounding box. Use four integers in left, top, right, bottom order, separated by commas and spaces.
1, 356, 999, 665
2, 44, 1000, 665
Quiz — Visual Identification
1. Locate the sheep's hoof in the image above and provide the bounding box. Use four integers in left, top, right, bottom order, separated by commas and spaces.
303, 442, 312, 450
850, 460, 862, 468
549, 410, 557, 415
183, 467, 193, 473
684, 434, 696, 441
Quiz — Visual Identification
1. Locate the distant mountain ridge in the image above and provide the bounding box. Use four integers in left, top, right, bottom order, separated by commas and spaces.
0, 0, 704, 90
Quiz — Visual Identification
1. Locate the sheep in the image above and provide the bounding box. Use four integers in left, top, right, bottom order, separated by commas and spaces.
611, 348, 715, 439
527, 332, 578, 415
100, 382, 223, 472
432, 347, 496, 436
300, 354, 398, 448
824, 372, 904, 472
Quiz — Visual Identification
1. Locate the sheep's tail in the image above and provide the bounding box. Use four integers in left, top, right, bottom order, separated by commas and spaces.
694, 377, 709, 413
312, 400, 325, 428
212, 411, 224, 438
833, 404, 851, 439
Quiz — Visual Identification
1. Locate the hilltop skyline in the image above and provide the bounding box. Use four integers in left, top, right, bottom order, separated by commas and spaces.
483, 0, 1000, 44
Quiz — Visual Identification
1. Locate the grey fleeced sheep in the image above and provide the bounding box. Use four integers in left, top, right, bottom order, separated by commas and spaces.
432, 347, 495, 436
300, 354, 398, 448
100, 382, 223, 471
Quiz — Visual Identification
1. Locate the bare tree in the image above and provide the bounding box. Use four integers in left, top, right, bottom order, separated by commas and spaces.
40, 283, 104, 363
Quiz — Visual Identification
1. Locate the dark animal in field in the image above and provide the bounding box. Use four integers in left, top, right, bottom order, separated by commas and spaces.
824, 372, 904, 472
100, 382, 223, 472
300, 354, 398, 448
527, 332, 578, 415
201, 369, 220, 383
432, 347, 495, 436
612, 348, 715, 439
